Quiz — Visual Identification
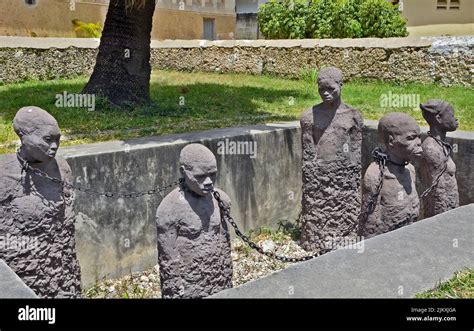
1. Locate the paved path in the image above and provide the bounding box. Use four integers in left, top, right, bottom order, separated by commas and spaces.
213, 204, 474, 298
0, 259, 38, 298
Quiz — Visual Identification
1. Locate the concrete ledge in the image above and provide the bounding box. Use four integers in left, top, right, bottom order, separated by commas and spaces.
0, 259, 38, 298
212, 204, 474, 298
0, 36, 101, 49
1, 36, 435, 49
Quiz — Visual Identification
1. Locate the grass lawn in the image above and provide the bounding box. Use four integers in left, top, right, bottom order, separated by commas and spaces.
1, 70, 473, 154
415, 268, 474, 298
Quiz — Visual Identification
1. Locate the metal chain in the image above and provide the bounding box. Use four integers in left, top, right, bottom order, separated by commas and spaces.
419, 132, 452, 199
336, 148, 387, 237
18, 154, 183, 199
212, 148, 388, 263
213, 190, 329, 262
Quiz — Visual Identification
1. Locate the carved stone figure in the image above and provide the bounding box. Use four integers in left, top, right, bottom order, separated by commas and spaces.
358, 113, 422, 238
420, 100, 459, 218
0, 106, 81, 298
300, 67, 363, 251
156, 143, 233, 298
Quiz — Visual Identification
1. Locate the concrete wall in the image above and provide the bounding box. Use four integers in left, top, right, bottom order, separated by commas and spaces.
30, 120, 471, 287
235, 0, 267, 13
1, 36, 472, 86
0, 0, 236, 40
59, 123, 303, 287
235, 13, 260, 40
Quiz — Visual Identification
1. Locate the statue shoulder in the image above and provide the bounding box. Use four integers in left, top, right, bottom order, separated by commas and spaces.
407, 163, 416, 176
300, 107, 314, 125
0, 154, 19, 170
421, 137, 443, 162
341, 103, 363, 124
0, 155, 21, 201
156, 188, 183, 229
214, 188, 231, 207
55, 156, 73, 180
363, 162, 382, 190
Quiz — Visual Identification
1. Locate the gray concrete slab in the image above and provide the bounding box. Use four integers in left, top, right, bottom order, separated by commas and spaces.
212, 204, 474, 298
0, 259, 38, 298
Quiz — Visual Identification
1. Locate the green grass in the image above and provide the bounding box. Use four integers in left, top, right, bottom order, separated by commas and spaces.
1, 70, 472, 154
415, 268, 474, 298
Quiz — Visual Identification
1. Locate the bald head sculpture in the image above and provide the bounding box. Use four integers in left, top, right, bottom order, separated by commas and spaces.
420, 99, 458, 132
358, 112, 421, 238
378, 112, 423, 163
157, 143, 232, 298
420, 100, 459, 218
179, 143, 218, 196
1, 107, 81, 298
14, 106, 61, 163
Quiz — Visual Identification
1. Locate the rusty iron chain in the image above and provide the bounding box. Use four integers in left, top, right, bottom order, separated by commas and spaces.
17, 152, 183, 199
419, 132, 452, 199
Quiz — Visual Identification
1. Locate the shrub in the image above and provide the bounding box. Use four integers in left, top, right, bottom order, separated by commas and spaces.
72, 19, 102, 38
258, 0, 408, 39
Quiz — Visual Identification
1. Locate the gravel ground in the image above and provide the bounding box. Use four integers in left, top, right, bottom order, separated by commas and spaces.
84, 230, 317, 299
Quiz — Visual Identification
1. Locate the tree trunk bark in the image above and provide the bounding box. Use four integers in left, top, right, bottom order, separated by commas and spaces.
83, 0, 156, 107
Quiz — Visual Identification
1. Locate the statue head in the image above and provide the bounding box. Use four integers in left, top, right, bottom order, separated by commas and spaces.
420, 99, 458, 132
179, 143, 217, 196
13, 106, 61, 163
378, 112, 422, 162
317, 67, 343, 105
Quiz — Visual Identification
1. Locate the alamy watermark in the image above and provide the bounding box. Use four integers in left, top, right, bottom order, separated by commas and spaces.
55, 91, 96, 111
380, 91, 420, 111
322, 235, 365, 253
217, 139, 258, 159
0, 234, 38, 251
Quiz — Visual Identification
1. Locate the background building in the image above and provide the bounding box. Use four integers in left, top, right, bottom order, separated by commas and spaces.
390, 0, 473, 26
0, 0, 236, 40
235, 0, 267, 39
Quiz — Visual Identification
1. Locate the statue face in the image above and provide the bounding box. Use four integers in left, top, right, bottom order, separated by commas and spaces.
318, 79, 341, 104
21, 124, 61, 162
388, 122, 422, 162
182, 162, 217, 196
436, 106, 458, 132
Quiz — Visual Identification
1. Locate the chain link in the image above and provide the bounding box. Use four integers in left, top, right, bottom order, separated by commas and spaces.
213, 190, 335, 263
212, 148, 388, 263
419, 132, 452, 199
18, 153, 183, 199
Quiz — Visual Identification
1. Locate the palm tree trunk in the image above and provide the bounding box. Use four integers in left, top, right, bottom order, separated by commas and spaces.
83, 0, 156, 107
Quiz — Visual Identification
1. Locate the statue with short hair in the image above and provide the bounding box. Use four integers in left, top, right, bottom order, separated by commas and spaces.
0, 106, 81, 298
300, 67, 363, 251
358, 112, 422, 238
156, 143, 233, 298
420, 100, 459, 218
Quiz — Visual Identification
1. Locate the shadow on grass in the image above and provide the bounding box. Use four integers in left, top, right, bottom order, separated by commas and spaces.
0, 80, 307, 143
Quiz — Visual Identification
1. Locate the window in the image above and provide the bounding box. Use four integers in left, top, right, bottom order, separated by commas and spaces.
437, 0, 447, 9
437, 0, 461, 10
203, 18, 215, 40
24, 0, 36, 5
449, 0, 460, 10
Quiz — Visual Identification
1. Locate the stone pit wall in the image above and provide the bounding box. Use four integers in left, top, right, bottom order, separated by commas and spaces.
0, 36, 472, 86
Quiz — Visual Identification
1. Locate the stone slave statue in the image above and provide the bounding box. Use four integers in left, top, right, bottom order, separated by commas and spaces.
420, 100, 459, 218
358, 113, 422, 238
0, 106, 81, 298
300, 67, 363, 251
156, 143, 233, 298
